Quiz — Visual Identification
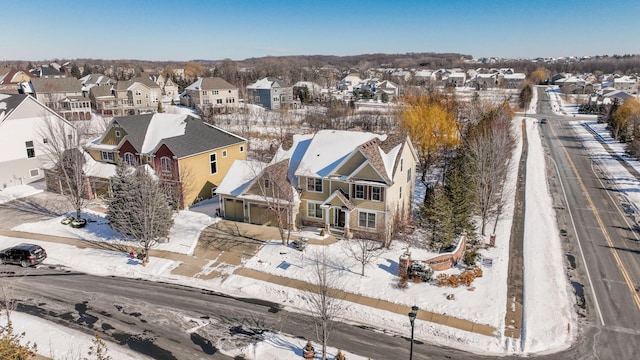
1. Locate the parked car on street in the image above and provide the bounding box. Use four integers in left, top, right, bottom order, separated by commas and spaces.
540, 118, 548, 124
0, 244, 47, 267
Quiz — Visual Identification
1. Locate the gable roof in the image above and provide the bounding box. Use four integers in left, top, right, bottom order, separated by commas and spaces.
106, 113, 246, 158
0, 93, 72, 127
0, 69, 34, 84
30, 77, 82, 93
185, 77, 237, 91
247, 77, 289, 90
80, 74, 114, 86
292, 130, 386, 178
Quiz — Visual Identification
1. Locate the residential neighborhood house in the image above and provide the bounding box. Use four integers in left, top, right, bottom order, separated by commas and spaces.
216, 129, 417, 241
85, 113, 247, 208
247, 77, 298, 110
28, 77, 91, 120
90, 77, 162, 116
0, 94, 77, 188
180, 77, 239, 113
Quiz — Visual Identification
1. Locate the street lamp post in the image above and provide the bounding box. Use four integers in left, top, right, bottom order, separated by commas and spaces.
408, 305, 418, 360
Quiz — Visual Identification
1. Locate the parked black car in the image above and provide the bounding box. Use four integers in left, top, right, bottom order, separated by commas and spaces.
540, 118, 548, 124
0, 244, 47, 267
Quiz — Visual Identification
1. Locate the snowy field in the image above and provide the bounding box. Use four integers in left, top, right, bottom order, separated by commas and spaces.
1, 90, 626, 358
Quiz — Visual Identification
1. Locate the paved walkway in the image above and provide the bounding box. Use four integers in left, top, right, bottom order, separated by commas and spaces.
0, 220, 497, 339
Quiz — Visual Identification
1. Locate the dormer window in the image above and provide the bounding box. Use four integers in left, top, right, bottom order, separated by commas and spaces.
115, 130, 121, 138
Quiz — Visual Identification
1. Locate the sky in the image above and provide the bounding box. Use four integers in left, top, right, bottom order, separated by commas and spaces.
2, 0, 639, 62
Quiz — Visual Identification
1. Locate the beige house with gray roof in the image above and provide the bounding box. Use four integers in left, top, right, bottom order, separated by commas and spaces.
181, 77, 239, 113
217, 129, 417, 241
90, 77, 162, 116
29, 77, 91, 120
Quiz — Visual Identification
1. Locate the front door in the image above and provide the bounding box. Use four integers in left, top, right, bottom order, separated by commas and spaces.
333, 208, 345, 228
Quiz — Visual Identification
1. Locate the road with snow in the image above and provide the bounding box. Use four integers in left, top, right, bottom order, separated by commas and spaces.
5, 266, 512, 360
536, 89, 640, 360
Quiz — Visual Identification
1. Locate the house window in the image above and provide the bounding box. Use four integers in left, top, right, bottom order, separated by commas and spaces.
407, 167, 412, 183
254, 96, 260, 102
123, 152, 136, 166
210, 153, 217, 174
202, 90, 207, 95
115, 130, 121, 138
42, 138, 48, 144
100, 151, 114, 161
372, 186, 382, 201
135, 90, 141, 96
399, 186, 402, 199
358, 211, 376, 228
29, 169, 40, 177
213, 90, 219, 95
307, 178, 323, 192
203, 99, 210, 104
240, 145, 244, 152
307, 202, 323, 218
25, 141, 35, 158
160, 157, 172, 172
222, 150, 227, 158
400, 158, 403, 172
217, 99, 223, 104
136, 99, 142, 105
264, 179, 270, 189
354, 184, 365, 199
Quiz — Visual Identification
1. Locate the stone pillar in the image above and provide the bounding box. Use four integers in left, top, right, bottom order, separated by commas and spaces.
398, 250, 411, 278
344, 211, 351, 238
324, 207, 330, 233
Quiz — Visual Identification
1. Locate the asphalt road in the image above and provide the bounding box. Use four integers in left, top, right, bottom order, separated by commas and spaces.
3, 267, 503, 360
532, 88, 640, 359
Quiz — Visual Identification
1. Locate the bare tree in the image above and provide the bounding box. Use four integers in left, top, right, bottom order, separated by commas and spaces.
306, 250, 345, 360
39, 115, 86, 222
250, 158, 297, 246
464, 102, 515, 236
106, 163, 174, 266
342, 238, 383, 276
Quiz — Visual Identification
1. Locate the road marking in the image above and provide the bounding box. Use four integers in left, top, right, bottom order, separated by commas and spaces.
562, 146, 640, 313
544, 120, 605, 325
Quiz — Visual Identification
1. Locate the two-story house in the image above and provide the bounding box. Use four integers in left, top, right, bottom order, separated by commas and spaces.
216, 130, 417, 241
85, 113, 247, 208
28, 77, 91, 120
91, 77, 162, 116
181, 77, 239, 113
0, 94, 77, 188
246, 77, 297, 110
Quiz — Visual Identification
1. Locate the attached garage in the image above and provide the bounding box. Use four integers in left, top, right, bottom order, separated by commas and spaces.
224, 198, 244, 221
249, 203, 278, 226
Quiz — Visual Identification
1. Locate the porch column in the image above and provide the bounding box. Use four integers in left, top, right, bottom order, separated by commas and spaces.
344, 211, 351, 238
322, 205, 330, 233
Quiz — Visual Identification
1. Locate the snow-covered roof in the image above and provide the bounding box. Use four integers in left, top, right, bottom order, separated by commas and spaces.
216, 160, 266, 196
83, 151, 116, 178
140, 113, 188, 153
293, 130, 386, 178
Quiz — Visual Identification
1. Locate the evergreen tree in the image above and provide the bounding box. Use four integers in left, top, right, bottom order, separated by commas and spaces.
157, 101, 164, 113
106, 163, 173, 265
421, 184, 455, 251
70, 63, 81, 78
81, 63, 91, 77
444, 149, 477, 238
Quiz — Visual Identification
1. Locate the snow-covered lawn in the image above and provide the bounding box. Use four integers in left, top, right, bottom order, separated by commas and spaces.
0, 185, 42, 204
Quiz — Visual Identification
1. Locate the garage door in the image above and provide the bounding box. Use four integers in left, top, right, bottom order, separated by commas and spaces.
249, 203, 278, 226
224, 198, 244, 221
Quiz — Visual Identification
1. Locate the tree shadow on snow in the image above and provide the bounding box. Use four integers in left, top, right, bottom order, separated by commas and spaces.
378, 258, 398, 275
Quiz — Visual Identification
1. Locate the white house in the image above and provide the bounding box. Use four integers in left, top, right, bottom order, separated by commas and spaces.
0, 94, 76, 188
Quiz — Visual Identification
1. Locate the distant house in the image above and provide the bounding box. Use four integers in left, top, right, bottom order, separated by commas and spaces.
500, 73, 526, 88
181, 77, 239, 113
337, 73, 362, 91
0, 94, 77, 188
217, 130, 417, 241
28, 77, 91, 120
32, 66, 67, 79
80, 73, 116, 94
446, 72, 466, 87
85, 113, 247, 208
246, 77, 297, 110
0, 68, 35, 94
375, 80, 399, 100
613, 76, 637, 92
91, 77, 162, 116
